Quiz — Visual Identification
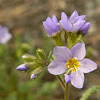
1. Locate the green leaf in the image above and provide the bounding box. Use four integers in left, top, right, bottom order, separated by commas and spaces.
80, 86, 100, 100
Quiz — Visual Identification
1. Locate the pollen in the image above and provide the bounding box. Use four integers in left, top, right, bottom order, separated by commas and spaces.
66, 58, 80, 72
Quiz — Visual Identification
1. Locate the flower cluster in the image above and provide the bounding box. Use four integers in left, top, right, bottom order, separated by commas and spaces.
43, 11, 90, 36
16, 49, 48, 79
17, 10, 97, 89
0, 25, 12, 44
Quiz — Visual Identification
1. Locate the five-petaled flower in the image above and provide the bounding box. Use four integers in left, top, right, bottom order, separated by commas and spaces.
48, 43, 97, 89
60, 11, 90, 34
43, 15, 60, 36
0, 25, 12, 44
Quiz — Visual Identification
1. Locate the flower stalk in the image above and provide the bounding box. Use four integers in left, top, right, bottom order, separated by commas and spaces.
65, 83, 69, 100
56, 75, 65, 91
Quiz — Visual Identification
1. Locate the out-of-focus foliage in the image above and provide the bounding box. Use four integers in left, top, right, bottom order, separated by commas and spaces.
80, 86, 100, 100
0, 33, 58, 100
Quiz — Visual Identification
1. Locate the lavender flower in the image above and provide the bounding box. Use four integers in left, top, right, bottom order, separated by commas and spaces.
0, 25, 12, 44
80, 22, 90, 35
43, 15, 60, 36
60, 11, 89, 33
16, 64, 29, 71
48, 43, 97, 89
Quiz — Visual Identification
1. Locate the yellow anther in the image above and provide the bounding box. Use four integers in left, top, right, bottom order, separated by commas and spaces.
66, 58, 80, 72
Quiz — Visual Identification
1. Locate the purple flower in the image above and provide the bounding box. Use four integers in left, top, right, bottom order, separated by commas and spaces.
80, 22, 90, 35
48, 43, 97, 89
43, 15, 60, 36
60, 11, 89, 33
0, 25, 12, 44
16, 64, 29, 71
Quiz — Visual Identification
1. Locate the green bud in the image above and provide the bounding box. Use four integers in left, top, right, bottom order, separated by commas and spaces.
22, 54, 37, 62
36, 49, 46, 60
30, 67, 43, 79
25, 62, 38, 69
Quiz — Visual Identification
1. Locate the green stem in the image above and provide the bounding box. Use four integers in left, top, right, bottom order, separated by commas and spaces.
56, 75, 65, 90
65, 83, 69, 100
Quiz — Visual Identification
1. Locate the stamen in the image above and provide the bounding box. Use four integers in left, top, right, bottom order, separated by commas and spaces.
66, 58, 80, 72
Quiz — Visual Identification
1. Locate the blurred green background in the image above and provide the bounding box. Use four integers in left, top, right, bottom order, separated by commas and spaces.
0, 0, 100, 100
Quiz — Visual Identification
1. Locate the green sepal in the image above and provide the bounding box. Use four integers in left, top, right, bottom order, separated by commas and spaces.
67, 32, 82, 49
47, 51, 53, 61
51, 32, 63, 46
25, 62, 39, 69
22, 54, 37, 62
30, 67, 43, 79
36, 49, 46, 60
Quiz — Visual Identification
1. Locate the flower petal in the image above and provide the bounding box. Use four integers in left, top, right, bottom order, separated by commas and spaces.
71, 43, 86, 60
53, 46, 72, 62
52, 15, 58, 23
43, 21, 53, 36
74, 15, 86, 23
60, 12, 71, 31
48, 60, 66, 75
79, 58, 97, 73
43, 16, 60, 36
70, 71, 84, 89
60, 20, 72, 31
73, 20, 85, 32
80, 22, 90, 35
61, 12, 68, 22
69, 10, 79, 21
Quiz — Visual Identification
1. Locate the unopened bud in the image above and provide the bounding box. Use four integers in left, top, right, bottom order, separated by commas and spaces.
64, 74, 70, 83
25, 62, 39, 69
16, 64, 29, 71
22, 54, 37, 62
36, 49, 46, 60
30, 67, 43, 79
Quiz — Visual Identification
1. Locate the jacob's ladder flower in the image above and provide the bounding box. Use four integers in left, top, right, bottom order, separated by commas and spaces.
48, 43, 97, 89
43, 15, 60, 36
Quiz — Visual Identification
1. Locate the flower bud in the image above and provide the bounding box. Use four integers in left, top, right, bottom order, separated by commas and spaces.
64, 74, 71, 83
36, 49, 46, 60
16, 64, 29, 71
30, 67, 43, 79
30, 73, 36, 79
22, 54, 37, 62
25, 62, 40, 69
80, 22, 90, 35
